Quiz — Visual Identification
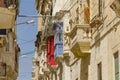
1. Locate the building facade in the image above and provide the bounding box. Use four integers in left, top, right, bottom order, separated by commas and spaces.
0, 0, 20, 80
89, 0, 120, 80
33, 0, 120, 80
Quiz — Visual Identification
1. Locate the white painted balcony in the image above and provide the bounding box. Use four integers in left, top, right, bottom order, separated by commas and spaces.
69, 24, 91, 58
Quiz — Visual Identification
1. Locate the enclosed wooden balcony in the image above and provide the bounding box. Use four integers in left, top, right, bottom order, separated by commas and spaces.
53, 22, 64, 63
0, 7, 16, 29
69, 24, 91, 58
110, 0, 120, 17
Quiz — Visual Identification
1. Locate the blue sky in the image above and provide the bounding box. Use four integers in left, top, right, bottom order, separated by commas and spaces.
17, 0, 37, 80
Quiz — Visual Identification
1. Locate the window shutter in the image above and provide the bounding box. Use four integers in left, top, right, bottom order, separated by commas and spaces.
114, 53, 119, 80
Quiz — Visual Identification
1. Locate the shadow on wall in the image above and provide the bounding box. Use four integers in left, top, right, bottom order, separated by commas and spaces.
80, 55, 90, 80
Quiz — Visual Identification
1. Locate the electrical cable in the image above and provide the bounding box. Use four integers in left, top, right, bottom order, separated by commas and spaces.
17, 37, 31, 42
20, 50, 35, 56
18, 39, 34, 45
18, 15, 54, 18
19, 71, 32, 74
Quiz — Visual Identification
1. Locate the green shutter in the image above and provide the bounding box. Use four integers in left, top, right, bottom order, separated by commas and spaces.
114, 53, 119, 80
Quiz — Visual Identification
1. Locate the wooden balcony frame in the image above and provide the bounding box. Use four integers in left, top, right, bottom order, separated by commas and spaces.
0, 7, 16, 29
